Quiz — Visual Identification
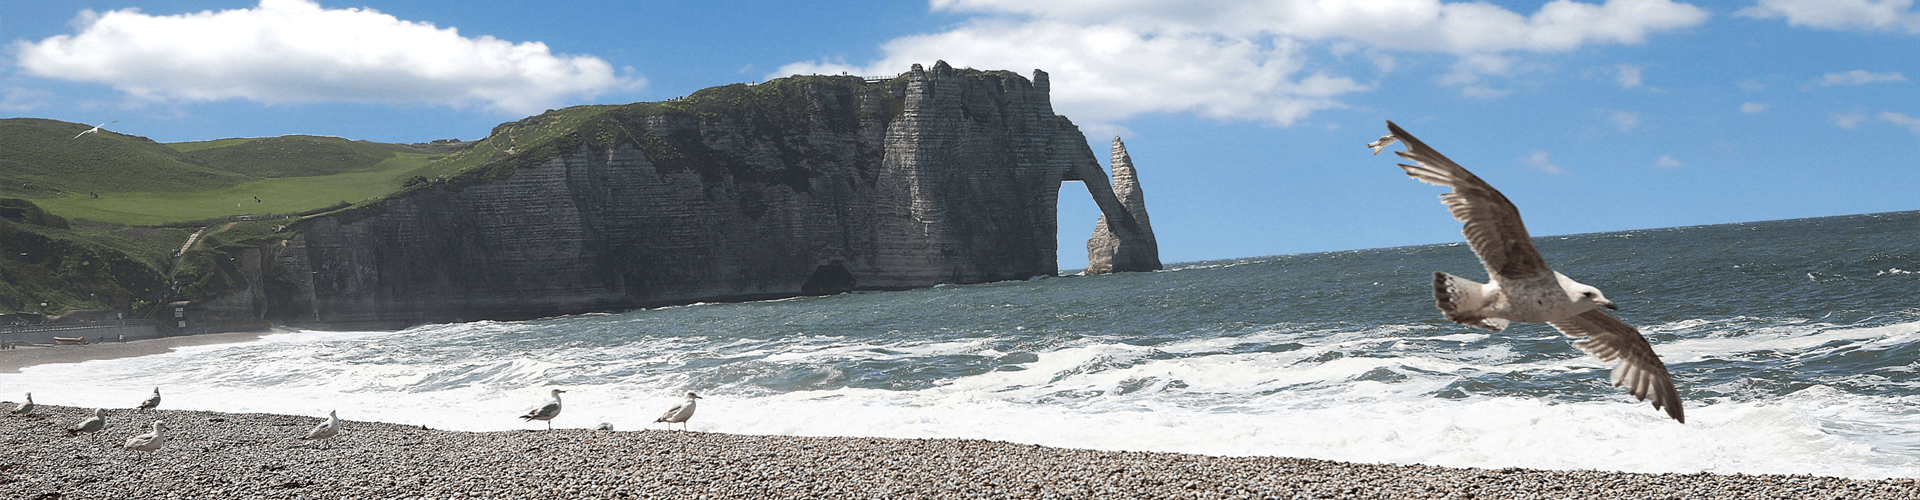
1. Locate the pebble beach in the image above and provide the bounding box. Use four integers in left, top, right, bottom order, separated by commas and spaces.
3, 404, 1916, 499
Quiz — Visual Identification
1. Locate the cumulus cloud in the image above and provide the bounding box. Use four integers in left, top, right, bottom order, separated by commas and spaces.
1882, 111, 1920, 134
1655, 155, 1683, 168
1817, 70, 1909, 86
12, 0, 640, 114
1738, 0, 1920, 34
1521, 150, 1566, 174
781, 0, 1710, 126
1740, 102, 1768, 113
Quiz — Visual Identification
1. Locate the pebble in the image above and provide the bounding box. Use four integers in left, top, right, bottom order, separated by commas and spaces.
2, 404, 1916, 498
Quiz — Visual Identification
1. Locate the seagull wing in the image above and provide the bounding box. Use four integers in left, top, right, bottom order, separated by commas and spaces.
1384, 121, 1552, 282
521, 402, 560, 420
656, 403, 686, 422
1548, 309, 1684, 423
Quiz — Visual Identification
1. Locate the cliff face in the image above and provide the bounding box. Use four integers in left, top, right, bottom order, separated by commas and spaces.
246, 63, 1158, 329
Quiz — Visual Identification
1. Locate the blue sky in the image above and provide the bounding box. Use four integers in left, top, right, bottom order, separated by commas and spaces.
4, 1, 1916, 269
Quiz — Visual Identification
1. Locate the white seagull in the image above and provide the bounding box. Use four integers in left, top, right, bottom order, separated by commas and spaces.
655, 392, 701, 430
72, 120, 118, 139
303, 410, 341, 446
138, 388, 161, 411
68, 408, 107, 437
124, 421, 168, 453
1372, 120, 1683, 423
519, 389, 565, 430
8, 393, 30, 415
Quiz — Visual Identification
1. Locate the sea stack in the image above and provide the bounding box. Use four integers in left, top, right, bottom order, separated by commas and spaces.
1084, 137, 1162, 274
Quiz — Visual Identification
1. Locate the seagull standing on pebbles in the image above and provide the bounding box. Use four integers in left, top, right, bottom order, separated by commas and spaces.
138, 388, 161, 411
303, 410, 341, 447
124, 421, 167, 453
655, 392, 701, 431
68, 408, 107, 437
72, 120, 117, 139
519, 389, 565, 430
8, 393, 30, 415
1371, 120, 1684, 423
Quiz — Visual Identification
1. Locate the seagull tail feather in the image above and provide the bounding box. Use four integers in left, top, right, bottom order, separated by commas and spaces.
1433, 272, 1507, 332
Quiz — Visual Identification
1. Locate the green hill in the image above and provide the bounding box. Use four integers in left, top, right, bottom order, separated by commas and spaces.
0, 118, 245, 197
0, 118, 459, 226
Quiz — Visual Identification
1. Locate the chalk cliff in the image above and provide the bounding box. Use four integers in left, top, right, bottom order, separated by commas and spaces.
227, 63, 1158, 329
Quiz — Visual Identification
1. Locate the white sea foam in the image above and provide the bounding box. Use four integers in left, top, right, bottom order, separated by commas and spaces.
7, 317, 1920, 479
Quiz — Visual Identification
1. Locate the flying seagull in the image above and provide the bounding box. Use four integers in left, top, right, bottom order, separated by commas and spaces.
8, 393, 30, 416
519, 389, 565, 430
138, 388, 161, 411
303, 410, 341, 447
124, 420, 168, 453
73, 120, 117, 139
1371, 120, 1683, 423
655, 391, 701, 430
68, 408, 107, 437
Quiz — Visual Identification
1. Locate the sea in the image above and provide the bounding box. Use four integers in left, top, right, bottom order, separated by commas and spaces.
6, 210, 1917, 479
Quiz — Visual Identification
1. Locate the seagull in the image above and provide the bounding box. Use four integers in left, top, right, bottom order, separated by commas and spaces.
1371, 120, 1684, 423
303, 410, 340, 447
124, 421, 167, 453
138, 388, 161, 411
72, 120, 117, 139
67, 408, 107, 437
655, 392, 701, 430
519, 389, 565, 430
8, 393, 31, 415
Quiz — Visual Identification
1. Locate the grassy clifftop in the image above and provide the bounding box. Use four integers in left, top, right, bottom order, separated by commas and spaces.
0, 119, 456, 226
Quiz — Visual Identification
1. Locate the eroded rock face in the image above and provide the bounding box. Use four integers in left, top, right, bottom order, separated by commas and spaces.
1085, 137, 1162, 275
250, 63, 1159, 329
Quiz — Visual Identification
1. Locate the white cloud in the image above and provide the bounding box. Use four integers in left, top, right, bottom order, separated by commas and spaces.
1832, 111, 1868, 129
1740, 102, 1768, 113
1655, 155, 1683, 168
1521, 150, 1566, 174
1737, 79, 1767, 91
1738, 0, 1920, 34
783, 0, 1710, 126
1817, 70, 1909, 86
932, 0, 1709, 53
11, 0, 640, 114
1615, 64, 1644, 88
783, 20, 1367, 125
1881, 111, 1920, 134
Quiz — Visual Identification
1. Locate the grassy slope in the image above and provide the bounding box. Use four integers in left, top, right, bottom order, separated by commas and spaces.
1, 119, 454, 226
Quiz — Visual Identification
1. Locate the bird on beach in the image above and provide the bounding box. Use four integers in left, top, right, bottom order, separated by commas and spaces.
519, 389, 565, 430
655, 392, 702, 431
8, 393, 30, 416
1370, 120, 1684, 423
124, 420, 167, 453
68, 408, 107, 437
138, 388, 161, 411
303, 410, 341, 447
72, 120, 117, 139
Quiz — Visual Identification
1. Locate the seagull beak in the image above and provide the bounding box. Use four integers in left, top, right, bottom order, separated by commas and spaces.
1601, 300, 1618, 311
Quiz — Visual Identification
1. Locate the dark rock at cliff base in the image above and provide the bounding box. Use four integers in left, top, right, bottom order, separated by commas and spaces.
214, 63, 1159, 329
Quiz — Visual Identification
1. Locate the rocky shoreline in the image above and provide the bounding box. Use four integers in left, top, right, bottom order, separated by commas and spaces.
3, 404, 1915, 499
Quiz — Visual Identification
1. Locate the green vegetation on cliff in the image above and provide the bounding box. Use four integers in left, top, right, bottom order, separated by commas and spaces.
0, 119, 455, 226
